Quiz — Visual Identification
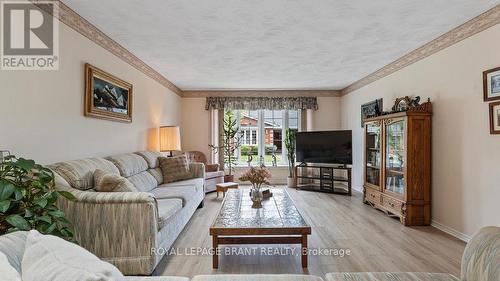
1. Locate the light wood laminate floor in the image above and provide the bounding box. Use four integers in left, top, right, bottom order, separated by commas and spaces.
154, 187, 465, 278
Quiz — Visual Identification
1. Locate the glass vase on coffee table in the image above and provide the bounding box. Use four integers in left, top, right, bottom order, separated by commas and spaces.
238, 166, 271, 209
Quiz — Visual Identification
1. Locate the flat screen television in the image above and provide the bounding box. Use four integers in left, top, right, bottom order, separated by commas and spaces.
296, 130, 352, 165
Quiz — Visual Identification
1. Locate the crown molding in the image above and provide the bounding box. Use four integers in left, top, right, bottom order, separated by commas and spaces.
32, 1, 500, 98
31, 0, 183, 96
182, 90, 341, 98
340, 4, 500, 96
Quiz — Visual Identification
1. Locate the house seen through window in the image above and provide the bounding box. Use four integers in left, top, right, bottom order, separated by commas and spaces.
226, 109, 298, 167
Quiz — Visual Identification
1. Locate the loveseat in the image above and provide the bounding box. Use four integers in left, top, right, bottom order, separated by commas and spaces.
48, 151, 205, 275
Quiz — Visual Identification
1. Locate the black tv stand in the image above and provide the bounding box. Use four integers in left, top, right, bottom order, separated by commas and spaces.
294, 163, 352, 195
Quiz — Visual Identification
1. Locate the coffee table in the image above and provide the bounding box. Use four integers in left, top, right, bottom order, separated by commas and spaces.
209, 188, 311, 269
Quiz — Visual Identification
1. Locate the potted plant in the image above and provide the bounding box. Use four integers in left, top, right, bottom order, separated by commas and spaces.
0, 155, 75, 240
209, 110, 242, 182
284, 128, 296, 187
238, 167, 271, 208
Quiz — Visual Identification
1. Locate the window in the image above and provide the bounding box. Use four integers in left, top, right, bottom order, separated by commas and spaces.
227, 109, 299, 166
264, 110, 283, 166
238, 110, 259, 165
241, 129, 257, 145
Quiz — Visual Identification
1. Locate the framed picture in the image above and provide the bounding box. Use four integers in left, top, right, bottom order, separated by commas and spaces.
361, 99, 383, 127
489, 101, 500, 134
483, 66, 500, 102
85, 63, 133, 122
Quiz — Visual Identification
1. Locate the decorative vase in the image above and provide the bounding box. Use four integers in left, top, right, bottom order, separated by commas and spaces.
250, 187, 263, 208
287, 176, 296, 188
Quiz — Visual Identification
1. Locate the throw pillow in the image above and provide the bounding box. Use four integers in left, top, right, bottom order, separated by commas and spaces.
159, 155, 192, 183
94, 169, 138, 192
22, 230, 124, 281
0, 252, 21, 281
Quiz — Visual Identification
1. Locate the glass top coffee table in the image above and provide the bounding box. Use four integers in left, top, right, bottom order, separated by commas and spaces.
209, 188, 311, 268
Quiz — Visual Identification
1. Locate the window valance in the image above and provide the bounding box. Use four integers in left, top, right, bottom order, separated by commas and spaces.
205, 97, 318, 111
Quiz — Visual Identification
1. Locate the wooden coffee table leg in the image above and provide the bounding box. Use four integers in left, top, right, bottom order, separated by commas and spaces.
301, 234, 308, 268
212, 235, 219, 269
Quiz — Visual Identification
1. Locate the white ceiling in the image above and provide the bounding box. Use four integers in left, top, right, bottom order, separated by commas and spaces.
63, 0, 499, 90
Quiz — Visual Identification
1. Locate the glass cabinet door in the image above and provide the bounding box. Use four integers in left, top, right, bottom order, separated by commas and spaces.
365, 122, 382, 188
385, 119, 406, 196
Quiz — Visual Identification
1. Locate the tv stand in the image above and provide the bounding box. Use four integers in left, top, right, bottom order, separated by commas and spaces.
294, 163, 352, 195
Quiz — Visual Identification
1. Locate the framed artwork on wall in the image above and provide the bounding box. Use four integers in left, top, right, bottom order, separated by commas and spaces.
84, 63, 133, 123
489, 101, 500, 134
361, 98, 383, 127
483, 66, 500, 102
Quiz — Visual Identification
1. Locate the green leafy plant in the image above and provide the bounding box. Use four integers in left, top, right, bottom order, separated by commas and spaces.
0, 155, 76, 240
284, 128, 296, 178
209, 110, 243, 176
240, 145, 257, 155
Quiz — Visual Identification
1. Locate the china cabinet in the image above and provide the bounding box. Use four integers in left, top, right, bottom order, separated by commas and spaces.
363, 104, 432, 226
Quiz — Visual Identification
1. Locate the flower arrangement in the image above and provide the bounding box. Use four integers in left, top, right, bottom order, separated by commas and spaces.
238, 167, 271, 190
239, 167, 271, 208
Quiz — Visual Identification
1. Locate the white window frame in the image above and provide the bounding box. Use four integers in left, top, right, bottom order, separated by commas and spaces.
231, 109, 299, 167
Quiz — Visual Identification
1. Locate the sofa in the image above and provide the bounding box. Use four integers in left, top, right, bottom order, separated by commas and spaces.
47, 151, 205, 275
0, 227, 498, 280
0, 231, 320, 281
185, 151, 224, 193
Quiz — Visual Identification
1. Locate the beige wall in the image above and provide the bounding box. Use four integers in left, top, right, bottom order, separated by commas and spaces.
0, 23, 181, 164
340, 23, 500, 238
181, 98, 212, 157
307, 97, 341, 131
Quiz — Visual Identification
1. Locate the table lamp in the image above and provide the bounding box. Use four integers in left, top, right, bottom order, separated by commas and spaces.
159, 126, 181, 156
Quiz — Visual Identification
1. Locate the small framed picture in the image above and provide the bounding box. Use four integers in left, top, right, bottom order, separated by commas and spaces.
85, 63, 133, 122
483, 67, 500, 101
361, 98, 383, 127
489, 101, 500, 134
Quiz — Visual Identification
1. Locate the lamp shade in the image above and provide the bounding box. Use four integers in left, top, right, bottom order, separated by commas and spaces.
159, 126, 181, 152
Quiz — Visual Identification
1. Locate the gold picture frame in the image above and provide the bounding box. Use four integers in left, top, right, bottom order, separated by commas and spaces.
84, 63, 133, 122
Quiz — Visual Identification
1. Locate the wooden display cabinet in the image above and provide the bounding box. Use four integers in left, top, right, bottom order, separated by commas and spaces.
363, 104, 432, 226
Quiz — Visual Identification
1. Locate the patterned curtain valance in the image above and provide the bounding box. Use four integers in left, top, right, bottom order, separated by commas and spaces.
205, 97, 318, 111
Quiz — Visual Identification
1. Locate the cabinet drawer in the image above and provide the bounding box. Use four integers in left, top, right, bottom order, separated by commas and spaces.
365, 188, 382, 205
382, 195, 403, 215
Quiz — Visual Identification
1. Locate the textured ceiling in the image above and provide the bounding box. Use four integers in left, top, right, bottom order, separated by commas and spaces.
63, 0, 499, 90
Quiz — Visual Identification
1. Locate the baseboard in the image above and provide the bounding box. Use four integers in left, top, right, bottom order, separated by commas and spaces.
303, 183, 470, 242
431, 220, 471, 243
352, 185, 363, 193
